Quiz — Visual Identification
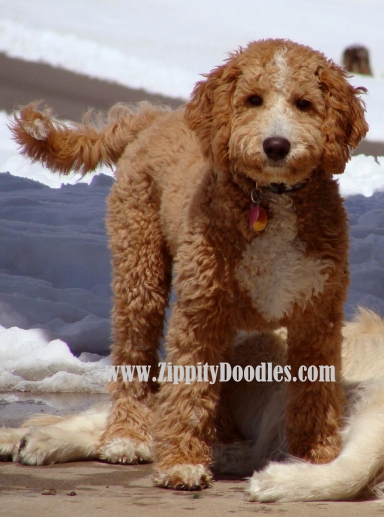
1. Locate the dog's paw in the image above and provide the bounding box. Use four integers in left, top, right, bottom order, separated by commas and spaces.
247, 462, 309, 502
17, 428, 64, 465
98, 437, 153, 464
0, 428, 26, 461
247, 468, 283, 502
153, 464, 212, 490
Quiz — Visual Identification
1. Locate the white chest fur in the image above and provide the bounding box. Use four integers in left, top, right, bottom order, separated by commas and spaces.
235, 195, 330, 322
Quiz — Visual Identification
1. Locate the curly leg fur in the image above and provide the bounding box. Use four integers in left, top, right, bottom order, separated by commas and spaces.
152, 225, 239, 489
286, 308, 345, 464
99, 168, 172, 465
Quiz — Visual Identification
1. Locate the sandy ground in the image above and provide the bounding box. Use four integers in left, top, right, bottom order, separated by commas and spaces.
1, 395, 384, 517
1, 54, 384, 516
1, 461, 383, 517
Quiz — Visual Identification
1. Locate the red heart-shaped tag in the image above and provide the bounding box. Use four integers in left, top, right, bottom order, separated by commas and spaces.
249, 204, 260, 227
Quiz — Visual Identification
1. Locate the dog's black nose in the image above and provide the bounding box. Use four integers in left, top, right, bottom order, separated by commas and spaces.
263, 137, 291, 161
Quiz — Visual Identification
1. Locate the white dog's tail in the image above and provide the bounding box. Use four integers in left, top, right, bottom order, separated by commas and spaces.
247, 309, 384, 502
248, 378, 384, 502
249, 406, 384, 501
9, 101, 168, 176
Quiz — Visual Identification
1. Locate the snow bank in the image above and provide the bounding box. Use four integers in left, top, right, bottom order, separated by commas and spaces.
0, 326, 109, 393
0, 172, 113, 357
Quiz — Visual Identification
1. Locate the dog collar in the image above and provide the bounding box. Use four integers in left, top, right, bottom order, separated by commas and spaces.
248, 180, 307, 232
266, 180, 308, 194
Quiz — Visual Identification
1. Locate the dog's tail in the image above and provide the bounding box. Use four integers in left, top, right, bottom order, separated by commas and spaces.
248, 391, 384, 501
9, 101, 167, 176
248, 310, 384, 502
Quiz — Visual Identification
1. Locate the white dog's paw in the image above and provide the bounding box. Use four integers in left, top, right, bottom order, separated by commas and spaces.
98, 437, 153, 464
247, 462, 306, 502
0, 428, 26, 461
247, 469, 281, 502
17, 428, 65, 465
153, 463, 212, 490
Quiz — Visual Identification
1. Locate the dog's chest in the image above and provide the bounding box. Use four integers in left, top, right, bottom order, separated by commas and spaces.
235, 195, 330, 322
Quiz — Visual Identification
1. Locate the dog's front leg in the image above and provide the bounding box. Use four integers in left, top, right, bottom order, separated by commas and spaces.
285, 301, 345, 463
152, 234, 236, 490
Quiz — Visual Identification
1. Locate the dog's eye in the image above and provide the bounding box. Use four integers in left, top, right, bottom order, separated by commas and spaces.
248, 95, 263, 106
296, 99, 312, 111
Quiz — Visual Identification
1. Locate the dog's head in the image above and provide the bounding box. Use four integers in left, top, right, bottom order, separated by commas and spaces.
185, 39, 368, 186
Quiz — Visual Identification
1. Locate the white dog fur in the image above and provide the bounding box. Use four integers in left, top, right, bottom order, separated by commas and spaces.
1, 308, 384, 502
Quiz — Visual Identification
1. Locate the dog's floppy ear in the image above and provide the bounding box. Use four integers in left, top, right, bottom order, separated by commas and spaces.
185, 60, 240, 170
317, 63, 368, 174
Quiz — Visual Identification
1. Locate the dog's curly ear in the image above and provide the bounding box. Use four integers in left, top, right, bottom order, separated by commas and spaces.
185, 61, 240, 169
317, 63, 368, 174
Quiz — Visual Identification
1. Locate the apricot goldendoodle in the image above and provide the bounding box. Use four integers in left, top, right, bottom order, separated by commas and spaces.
10, 39, 368, 490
